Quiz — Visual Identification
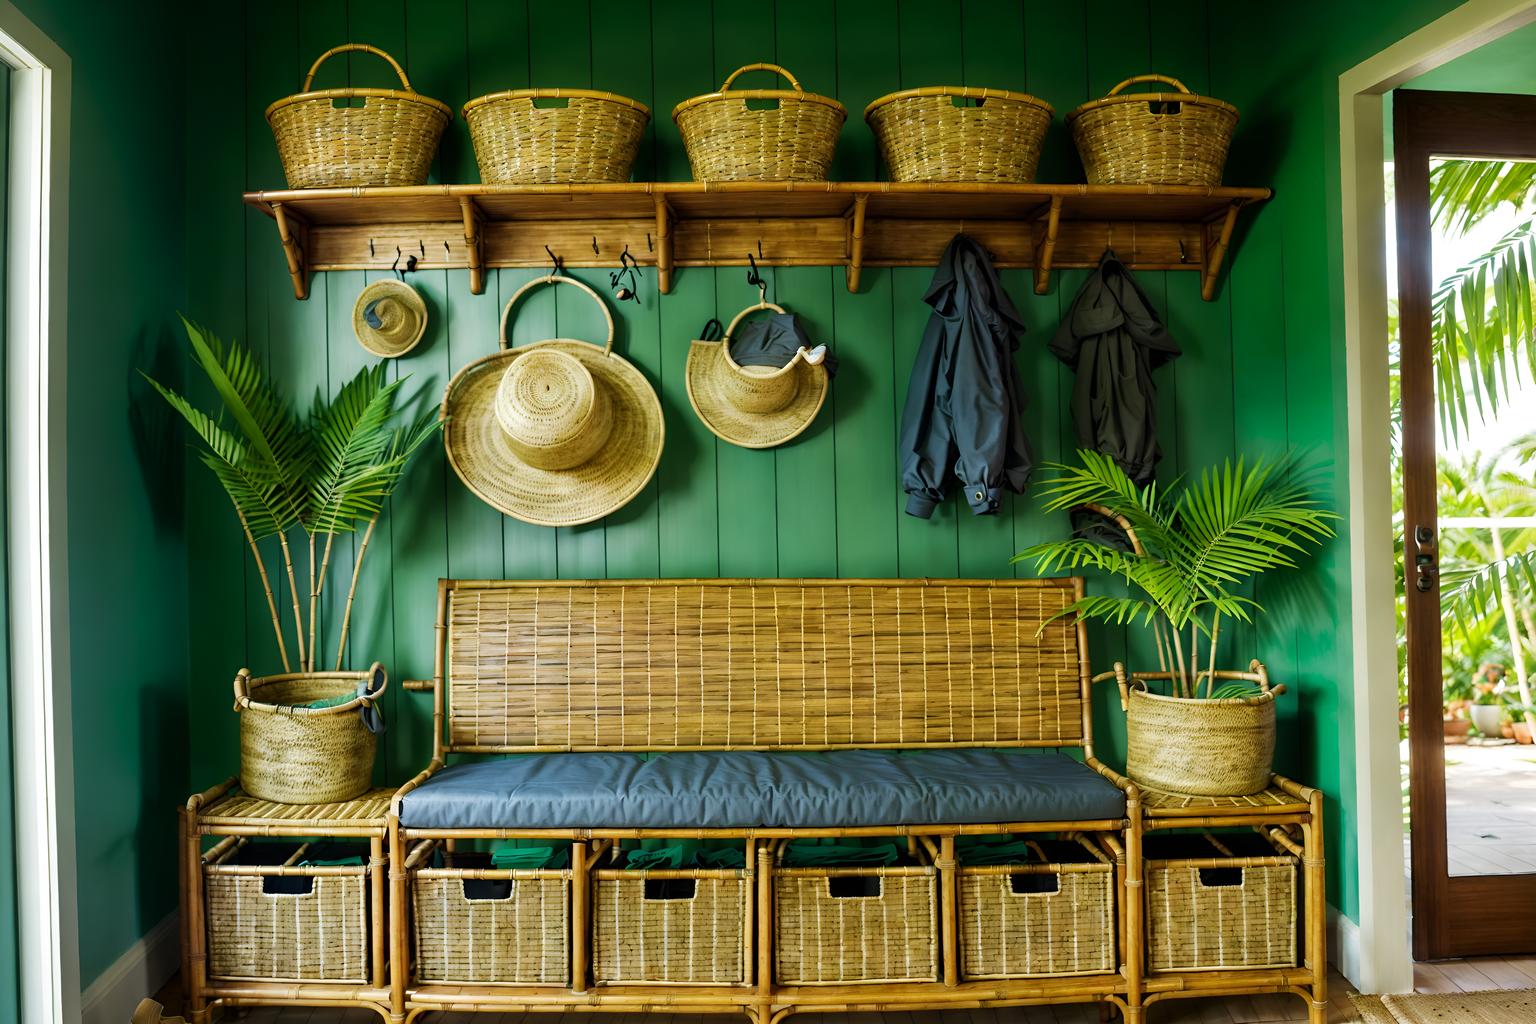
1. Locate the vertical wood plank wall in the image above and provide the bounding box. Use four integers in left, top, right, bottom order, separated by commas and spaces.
182, 0, 1339, 899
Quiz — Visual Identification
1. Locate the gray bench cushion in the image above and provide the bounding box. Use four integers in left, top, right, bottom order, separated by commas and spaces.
398, 749, 1125, 830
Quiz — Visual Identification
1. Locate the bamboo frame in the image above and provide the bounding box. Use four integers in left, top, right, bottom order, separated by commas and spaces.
244, 181, 1268, 301
180, 574, 1326, 1023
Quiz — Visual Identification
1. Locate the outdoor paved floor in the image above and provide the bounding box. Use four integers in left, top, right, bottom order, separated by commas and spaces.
1402, 741, 1536, 876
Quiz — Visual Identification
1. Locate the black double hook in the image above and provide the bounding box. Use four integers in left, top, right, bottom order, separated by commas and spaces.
610, 245, 642, 304
545, 244, 566, 277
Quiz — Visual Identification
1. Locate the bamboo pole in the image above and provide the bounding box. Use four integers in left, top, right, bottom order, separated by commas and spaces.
1304, 791, 1327, 1024
235, 509, 290, 673
306, 533, 317, 674
309, 531, 336, 674
1169, 622, 1188, 698
370, 836, 386, 991
1205, 613, 1222, 699
756, 843, 773, 1021
1123, 788, 1144, 1024
334, 515, 379, 670
939, 835, 958, 987
277, 529, 307, 671
572, 840, 589, 993
743, 838, 756, 989
388, 812, 409, 1019
1491, 526, 1536, 736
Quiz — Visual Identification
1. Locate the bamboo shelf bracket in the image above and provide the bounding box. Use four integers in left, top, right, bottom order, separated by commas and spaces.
244, 183, 1271, 302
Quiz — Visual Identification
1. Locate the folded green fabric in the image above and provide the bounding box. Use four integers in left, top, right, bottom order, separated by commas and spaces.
696, 847, 746, 869
955, 835, 1034, 866
304, 693, 355, 709
781, 840, 902, 868
300, 855, 364, 866
625, 845, 689, 870
488, 841, 570, 870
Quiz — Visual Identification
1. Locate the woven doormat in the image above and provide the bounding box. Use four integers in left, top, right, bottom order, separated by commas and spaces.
1350, 989, 1536, 1023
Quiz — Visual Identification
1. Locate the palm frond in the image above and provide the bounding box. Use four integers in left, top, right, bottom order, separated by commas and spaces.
304, 364, 407, 535
1431, 159, 1536, 236
1175, 456, 1338, 589
1442, 550, 1536, 629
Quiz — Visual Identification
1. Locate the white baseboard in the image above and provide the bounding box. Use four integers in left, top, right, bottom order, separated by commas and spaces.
1328, 903, 1363, 989
81, 912, 180, 1024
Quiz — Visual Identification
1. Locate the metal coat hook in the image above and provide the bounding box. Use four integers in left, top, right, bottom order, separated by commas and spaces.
746, 251, 766, 289
368, 238, 376, 258
1177, 238, 1189, 264
545, 245, 565, 277
592, 235, 601, 256
610, 245, 642, 304
646, 233, 653, 253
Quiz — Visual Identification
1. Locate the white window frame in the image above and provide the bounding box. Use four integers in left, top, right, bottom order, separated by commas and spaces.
0, 2, 74, 1021
1338, 0, 1536, 996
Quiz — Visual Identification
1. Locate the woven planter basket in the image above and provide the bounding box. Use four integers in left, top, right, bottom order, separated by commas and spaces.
593, 869, 750, 985
464, 88, 650, 184
775, 865, 938, 984
410, 848, 570, 985
865, 86, 1054, 183
205, 839, 370, 982
1124, 683, 1277, 796
673, 63, 845, 181
1145, 832, 1298, 972
266, 44, 452, 188
959, 836, 1117, 979
1067, 74, 1237, 186
234, 665, 386, 805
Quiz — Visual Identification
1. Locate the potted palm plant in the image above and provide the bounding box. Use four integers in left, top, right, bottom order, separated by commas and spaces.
146, 317, 438, 803
1016, 450, 1337, 796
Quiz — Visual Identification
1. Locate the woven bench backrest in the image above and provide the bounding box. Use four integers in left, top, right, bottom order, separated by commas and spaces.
434, 578, 1089, 754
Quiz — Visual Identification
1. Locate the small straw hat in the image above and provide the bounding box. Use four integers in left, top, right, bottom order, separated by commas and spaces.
686, 295, 829, 449
442, 275, 663, 527
352, 279, 428, 357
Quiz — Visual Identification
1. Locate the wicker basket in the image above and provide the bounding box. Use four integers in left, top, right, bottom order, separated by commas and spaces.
234, 665, 386, 805
1125, 682, 1278, 796
1067, 74, 1237, 186
1145, 832, 1297, 972
864, 86, 1054, 183
464, 89, 650, 184
775, 864, 938, 984
204, 839, 370, 983
594, 866, 750, 984
410, 846, 570, 985
673, 63, 845, 182
266, 44, 452, 188
959, 836, 1117, 979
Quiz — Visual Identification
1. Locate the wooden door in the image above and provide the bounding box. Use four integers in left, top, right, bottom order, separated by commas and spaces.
1395, 88, 1536, 960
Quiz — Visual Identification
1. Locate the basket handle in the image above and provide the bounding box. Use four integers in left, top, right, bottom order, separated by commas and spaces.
232, 668, 253, 712
303, 44, 414, 93
723, 288, 788, 340
1105, 74, 1191, 97
720, 63, 803, 93
499, 275, 616, 356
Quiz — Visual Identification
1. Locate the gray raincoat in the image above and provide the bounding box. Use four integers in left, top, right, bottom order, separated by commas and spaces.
900, 235, 1034, 518
1049, 250, 1181, 486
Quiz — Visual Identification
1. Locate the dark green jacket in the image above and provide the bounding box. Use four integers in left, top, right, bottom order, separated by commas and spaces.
1049, 251, 1181, 486
900, 235, 1034, 518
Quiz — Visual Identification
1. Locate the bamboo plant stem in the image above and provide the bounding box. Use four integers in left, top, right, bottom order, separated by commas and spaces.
277, 529, 307, 671
1491, 526, 1536, 736
1189, 622, 1199, 698
307, 533, 317, 674
235, 508, 290, 674
1170, 620, 1188, 698
334, 515, 379, 671
1152, 617, 1170, 675
1206, 613, 1222, 699
310, 532, 336, 674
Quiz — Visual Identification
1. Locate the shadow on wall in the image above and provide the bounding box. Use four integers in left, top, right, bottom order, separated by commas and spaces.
129, 326, 185, 535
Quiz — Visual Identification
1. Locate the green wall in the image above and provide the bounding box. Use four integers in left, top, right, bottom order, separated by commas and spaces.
174, 0, 1473, 945
3, 0, 189, 994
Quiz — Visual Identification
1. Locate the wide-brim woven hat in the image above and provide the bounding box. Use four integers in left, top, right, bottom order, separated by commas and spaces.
442, 275, 663, 527
686, 300, 828, 449
353, 279, 428, 357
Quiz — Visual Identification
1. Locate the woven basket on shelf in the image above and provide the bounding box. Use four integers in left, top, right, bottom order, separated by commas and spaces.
266, 43, 452, 188
234, 665, 386, 805
409, 846, 570, 985
775, 865, 938, 984
865, 86, 1053, 183
673, 63, 845, 181
1067, 74, 1237, 186
464, 88, 650, 184
959, 835, 1117, 979
593, 868, 750, 984
1145, 832, 1298, 972
204, 839, 370, 982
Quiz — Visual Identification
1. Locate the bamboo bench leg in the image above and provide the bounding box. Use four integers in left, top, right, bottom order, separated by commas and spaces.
1123, 792, 1145, 1024
387, 816, 409, 1023
1305, 791, 1328, 1024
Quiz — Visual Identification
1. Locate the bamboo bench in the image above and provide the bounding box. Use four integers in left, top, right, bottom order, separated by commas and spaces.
387, 578, 1146, 1023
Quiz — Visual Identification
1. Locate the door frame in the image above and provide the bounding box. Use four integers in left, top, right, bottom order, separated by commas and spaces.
0, 2, 75, 1020
1338, 0, 1536, 992
1393, 86, 1536, 960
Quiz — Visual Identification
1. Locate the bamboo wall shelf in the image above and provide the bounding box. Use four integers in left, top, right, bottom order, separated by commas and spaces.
243, 182, 1271, 302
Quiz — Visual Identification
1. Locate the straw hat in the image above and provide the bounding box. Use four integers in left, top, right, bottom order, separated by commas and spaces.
352, 279, 427, 357
686, 297, 829, 449
442, 275, 663, 527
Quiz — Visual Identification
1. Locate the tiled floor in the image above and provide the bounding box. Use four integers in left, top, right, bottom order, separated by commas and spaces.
153, 956, 1536, 1023
1441, 743, 1536, 877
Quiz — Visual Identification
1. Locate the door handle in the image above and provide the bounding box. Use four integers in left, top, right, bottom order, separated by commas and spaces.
1414, 524, 1437, 593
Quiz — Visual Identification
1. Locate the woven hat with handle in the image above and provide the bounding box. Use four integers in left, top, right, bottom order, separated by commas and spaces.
442, 275, 663, 527
685, 290, 829, 449
266, 43, 452, 188
1066, 74, 1237, 187
673, 63, 845, 181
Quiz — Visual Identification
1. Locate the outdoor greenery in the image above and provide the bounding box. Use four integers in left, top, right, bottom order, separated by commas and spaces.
1395, 158, 1536, 739
145, 317, 439, 675
1015, 450, 1337, 699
